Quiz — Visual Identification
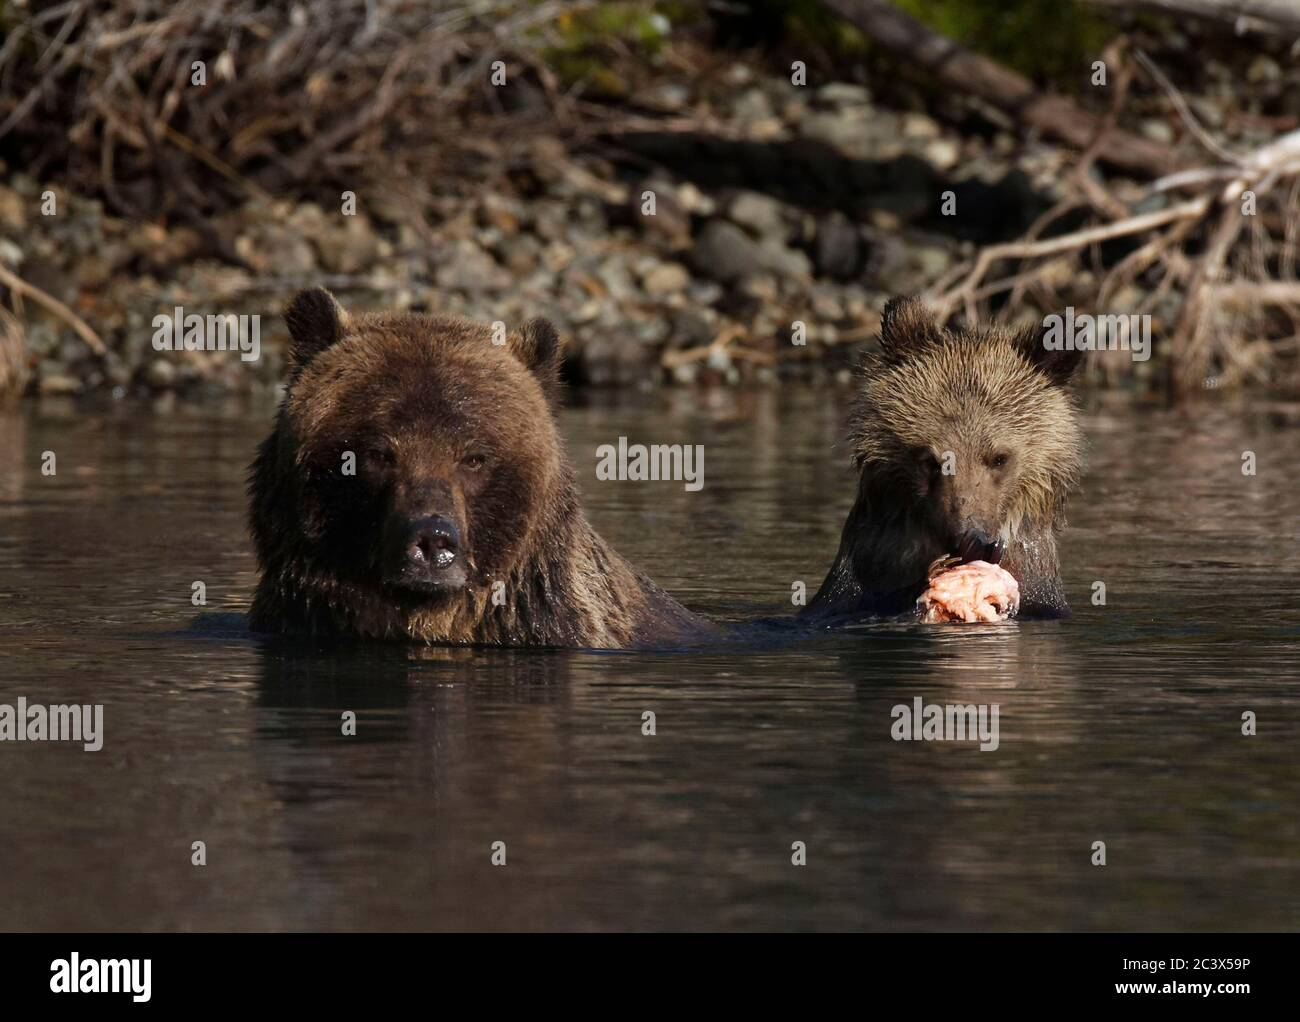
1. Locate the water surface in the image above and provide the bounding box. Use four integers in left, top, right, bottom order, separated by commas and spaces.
0, 390, 1296, 931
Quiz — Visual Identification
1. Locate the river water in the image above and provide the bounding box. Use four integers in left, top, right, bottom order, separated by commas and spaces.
0, 390, 1296, 931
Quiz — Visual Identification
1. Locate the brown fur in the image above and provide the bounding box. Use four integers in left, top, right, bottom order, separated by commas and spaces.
806, 297, 1085, 620
0, 309, 29, 403
248, 288, 710, 648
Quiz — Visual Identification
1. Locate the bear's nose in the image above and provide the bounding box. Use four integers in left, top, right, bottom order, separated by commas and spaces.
405, 515, 460, 570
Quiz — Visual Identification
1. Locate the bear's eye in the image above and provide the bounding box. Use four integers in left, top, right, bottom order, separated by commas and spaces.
460, 452, 488, 471
365, 446, 396, 469
987, 451, 1010, 470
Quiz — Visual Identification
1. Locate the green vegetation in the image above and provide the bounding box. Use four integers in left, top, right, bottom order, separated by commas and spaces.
541, 2, 676, 97
890, 0, 1114, 81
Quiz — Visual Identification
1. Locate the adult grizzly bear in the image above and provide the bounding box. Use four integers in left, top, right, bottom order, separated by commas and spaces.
248, 288, 709, 647
805, 297, 1085, 621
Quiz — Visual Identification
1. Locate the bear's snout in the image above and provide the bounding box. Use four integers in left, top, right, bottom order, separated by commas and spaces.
386, 514, 467, 592
407, 515, 460, 567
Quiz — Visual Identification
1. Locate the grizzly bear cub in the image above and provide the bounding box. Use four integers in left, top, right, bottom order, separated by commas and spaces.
248, 288, 709, 647
805, 297, 1085, 621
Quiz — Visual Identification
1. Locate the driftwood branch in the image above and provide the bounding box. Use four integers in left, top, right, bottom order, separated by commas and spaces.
930, 198, 1212, 321
928, 106, 1300, 395
0, 263, 107, 357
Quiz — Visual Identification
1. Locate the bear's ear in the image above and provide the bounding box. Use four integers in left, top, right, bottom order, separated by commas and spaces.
284, 288, 350, 373
1018, 320, 1085, 386
878, 296, 943, 361
508, 317, 563, 395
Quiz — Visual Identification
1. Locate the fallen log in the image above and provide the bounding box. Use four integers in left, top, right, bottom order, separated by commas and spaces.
1086, 0, 1300, 36
820, 0, 1184, 179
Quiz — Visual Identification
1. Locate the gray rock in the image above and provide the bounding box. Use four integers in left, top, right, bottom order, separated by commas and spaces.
1188, 96, 1224, 129
901, 112, 941, 139
738, 274, 779, 304
595, 257, 638, 302
434, 240, 510, 292
669, 309, 715, 348
500, 233, 542, 275
630, 178, 692, 244
814, 211, 862, 280
756, 238, 812, 278
691, 221, 765, 283
810, 286, 845, 322
731, 88, 773, 123
1140, 119, 1174, 144
686, 280, 723, 306
816, 82, 871, 107
727, 190, 789, 240
674, 182, 716, 217
799, 109, 872, 159
293, 203, 381, 275
226, 203, 318, 276
633, 317, 671, 345
532, 201, 571, 241
1247, 56, 1281, 84
691, 219, 811, 284
670, 360, 699, 385
912, 245, 952, 279
541, 240, 576, 273
923, 138, 961, 170
642, 262, 691, 296
724, 63, 754, 87
638, 82, 691, 113
144, 358, 178, 390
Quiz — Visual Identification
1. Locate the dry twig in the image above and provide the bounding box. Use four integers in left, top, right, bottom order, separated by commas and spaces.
0, 263, 107, 357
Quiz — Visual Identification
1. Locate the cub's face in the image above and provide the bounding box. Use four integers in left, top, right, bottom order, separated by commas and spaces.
904, 429, 1022, 564
851, 298, 1084, 565
276, 289, 564, 603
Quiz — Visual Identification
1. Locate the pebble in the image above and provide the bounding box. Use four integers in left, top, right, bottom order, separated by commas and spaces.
642, 262, 691, 296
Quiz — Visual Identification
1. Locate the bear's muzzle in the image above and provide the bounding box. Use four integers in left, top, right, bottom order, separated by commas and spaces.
385, 514, 468, 592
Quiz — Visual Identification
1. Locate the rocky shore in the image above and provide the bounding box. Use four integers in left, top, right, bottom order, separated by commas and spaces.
0, 65, 1029, 397
0, 28, 1293, 398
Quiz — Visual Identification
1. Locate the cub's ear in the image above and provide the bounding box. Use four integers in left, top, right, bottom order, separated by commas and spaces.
878, 296, 943, 360
284, 288, 350, 374
508, 317, 563, 395
1019, 318, 1085, 386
